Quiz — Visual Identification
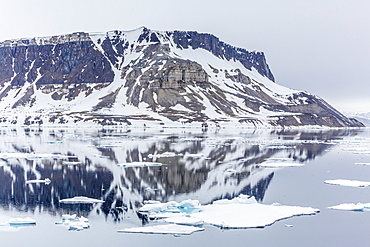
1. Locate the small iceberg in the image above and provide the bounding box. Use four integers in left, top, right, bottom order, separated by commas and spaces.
9, 217, 36, 225
118, 224, 204, 235
184, 153, 204, 158
117, 162, 163, 168
26, 178, 51, 185
63, 161, 82, 166
355, 162, 370, 166
59, 196, 104, 204
259, 162, 305, 168
324, 179, 370, 188
328, 203, 370, 212
138, 195, 319, 229
55, 214, 90, 231
148, 152, 179, 158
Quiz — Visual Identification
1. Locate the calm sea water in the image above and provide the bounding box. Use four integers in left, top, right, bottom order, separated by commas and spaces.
0, 127, 369, 247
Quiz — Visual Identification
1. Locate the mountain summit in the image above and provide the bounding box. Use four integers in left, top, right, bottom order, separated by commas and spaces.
0, 27, 363, 127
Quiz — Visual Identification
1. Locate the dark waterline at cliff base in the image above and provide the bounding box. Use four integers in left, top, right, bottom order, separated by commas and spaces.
0, 127, 369, 246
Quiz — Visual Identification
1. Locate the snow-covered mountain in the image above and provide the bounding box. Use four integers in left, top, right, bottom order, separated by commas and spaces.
0, 27, 363, 127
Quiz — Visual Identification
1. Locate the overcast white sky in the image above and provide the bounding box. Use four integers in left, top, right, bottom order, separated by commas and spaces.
0, 0, 369, 113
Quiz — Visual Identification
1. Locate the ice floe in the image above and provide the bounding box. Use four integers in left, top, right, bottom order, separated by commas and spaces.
26, 178, 51, 184
184, 153, 204, 158
328, 203, 370, 211
118, 224, 204, 235
0, 217, 36, 232
59, 196, 104, 204
62, 161, 82, 166
355, 162, 370, 166
258, 158, 305, 168
8, 217, 36, 225
137, 195, 319, 229
0, 152, 73, 160
117, 162, 163, 168
324, 179, 370, 187
55, 214, 90, 231
148, 152, 180, 158
259, 162, 305, 168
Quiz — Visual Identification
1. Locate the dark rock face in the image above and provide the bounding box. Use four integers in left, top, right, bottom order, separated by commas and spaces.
169, 30, 274, 81
0, 33, 114, 87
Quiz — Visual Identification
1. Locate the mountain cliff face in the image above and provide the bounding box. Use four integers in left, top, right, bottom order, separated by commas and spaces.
0, 27, 362, 127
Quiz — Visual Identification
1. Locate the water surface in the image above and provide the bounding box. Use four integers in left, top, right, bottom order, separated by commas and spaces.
0, 127, 369, 246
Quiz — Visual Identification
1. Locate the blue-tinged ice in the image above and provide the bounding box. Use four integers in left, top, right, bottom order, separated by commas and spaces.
0, 217, 36, 232
137, 194, 319, 229
139, 199, 201, 219
328, 203, 370, 211
8, 217, 36, 225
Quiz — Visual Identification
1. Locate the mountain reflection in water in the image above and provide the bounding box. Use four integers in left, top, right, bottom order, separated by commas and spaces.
0, 127, 359, 223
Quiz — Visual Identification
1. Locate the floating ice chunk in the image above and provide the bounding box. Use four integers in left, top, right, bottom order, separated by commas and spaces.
266, 158, 294, 162
355, 162, 370, 166
139, 199, 200, 215
328, 203, 370, 211
68, 216, 89, 231
8, 217, 36, 225
26, 178, 51, 185
353, 151, 370, 154
259, 158, 304, 168
0, 152, 73, 160
138, 195, 319, 229
164, 216, 204, 226
184, 153, 204, 158
59, 196, 104, 204
56, 214, 90, 231
324, 179, 370, 187
191, 197, 318, 229
259, 162, 305, 168
63, 161, 82, 166
117, 224, 204, 235
148, 152, 180, 158
117, 162, 163, 168
61, 214, 78, 220
267, 146, 295, 149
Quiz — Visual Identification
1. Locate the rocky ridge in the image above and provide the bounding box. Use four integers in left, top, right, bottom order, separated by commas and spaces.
0, 27, 363, 128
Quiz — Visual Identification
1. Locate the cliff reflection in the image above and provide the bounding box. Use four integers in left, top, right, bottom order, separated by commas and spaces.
0, 127, 359, 222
